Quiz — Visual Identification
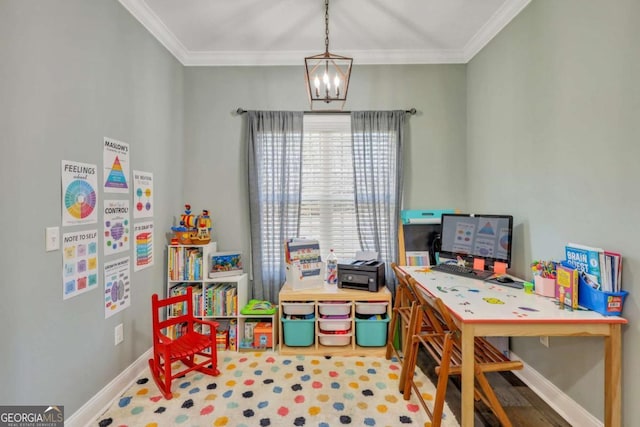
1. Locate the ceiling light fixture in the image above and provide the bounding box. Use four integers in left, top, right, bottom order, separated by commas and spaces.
304, 0, 352, 110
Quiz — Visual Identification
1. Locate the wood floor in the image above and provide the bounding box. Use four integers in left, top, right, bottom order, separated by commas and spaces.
414, 347, 573, 426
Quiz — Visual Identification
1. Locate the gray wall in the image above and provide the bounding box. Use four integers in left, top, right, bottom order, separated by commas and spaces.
467, 0, 639, 422
182, 65, 469, 262
0, 0, 184, 413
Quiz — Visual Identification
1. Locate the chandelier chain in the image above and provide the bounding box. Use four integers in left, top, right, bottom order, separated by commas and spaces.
324, 0, 330, 53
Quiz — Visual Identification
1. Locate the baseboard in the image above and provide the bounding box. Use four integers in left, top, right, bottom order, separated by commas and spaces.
510, 351, 603, 427
66, 348, 152, 427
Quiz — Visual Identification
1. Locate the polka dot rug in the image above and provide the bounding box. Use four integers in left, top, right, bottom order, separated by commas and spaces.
96, 351, 458, 427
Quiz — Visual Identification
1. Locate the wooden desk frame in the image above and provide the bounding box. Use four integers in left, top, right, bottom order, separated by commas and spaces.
401, 266, 626, 427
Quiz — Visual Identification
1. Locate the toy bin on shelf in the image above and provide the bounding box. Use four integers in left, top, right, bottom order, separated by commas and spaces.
281, 317, 315, 346
318, 302, 351, 316
578, 278, 628, 316
281, 302, 315, 316
355, 315, 390, 347
318, 332, 351, 346
355, 301, 388, 315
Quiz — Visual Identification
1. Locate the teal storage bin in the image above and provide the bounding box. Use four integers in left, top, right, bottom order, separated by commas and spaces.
355, 316, 390, 347
281, 317, 315, 346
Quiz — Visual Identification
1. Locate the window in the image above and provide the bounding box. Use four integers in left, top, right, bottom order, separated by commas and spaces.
299, 115, 360, 259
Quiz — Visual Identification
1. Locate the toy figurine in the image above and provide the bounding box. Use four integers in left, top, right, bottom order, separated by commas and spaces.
170, 204, 195, 244
192, 209, 212, 244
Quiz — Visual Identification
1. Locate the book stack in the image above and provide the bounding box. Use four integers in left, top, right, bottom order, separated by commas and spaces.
564, 243, 622, 292
168, 247, 204, 281
284, 238, 325, 290
204, 283, 237, 316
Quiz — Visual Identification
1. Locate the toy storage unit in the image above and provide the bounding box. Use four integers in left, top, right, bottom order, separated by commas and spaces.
278, 283, 392, 356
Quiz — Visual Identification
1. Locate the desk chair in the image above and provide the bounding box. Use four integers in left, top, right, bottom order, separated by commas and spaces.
402, 276, 523, 427
149, 287, 221, 399
386, 263, 442, 393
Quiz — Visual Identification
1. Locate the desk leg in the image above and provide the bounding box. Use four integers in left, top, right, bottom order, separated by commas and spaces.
604, 324, 622, 427
460, 323, 475, 427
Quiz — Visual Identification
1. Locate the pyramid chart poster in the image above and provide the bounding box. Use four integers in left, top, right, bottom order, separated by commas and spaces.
103, 137, 130, 193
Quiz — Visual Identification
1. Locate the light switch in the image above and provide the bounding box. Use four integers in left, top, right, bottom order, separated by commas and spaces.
46, 226, 60, 251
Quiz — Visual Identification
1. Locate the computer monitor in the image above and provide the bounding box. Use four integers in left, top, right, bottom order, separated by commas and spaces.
438, 213, 513, 270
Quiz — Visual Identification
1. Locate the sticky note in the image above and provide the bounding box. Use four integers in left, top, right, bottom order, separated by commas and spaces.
473, 258, 485, 271
493, 261, 508, 275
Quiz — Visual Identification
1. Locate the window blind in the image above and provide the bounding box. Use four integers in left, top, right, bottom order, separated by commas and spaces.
299, 115, 361, 259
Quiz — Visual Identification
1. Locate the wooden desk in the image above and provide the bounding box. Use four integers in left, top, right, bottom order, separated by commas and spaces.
400, 266, 627, 427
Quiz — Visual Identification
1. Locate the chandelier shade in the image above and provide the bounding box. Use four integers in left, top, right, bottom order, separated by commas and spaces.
304, 0, 352, 110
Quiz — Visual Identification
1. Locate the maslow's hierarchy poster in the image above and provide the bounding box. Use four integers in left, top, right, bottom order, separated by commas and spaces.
103, 137, 130, 193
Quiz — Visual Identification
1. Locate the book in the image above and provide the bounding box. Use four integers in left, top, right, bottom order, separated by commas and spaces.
564, 243, 603, 289
604, 251, 622, 292
555, 263, 579, 309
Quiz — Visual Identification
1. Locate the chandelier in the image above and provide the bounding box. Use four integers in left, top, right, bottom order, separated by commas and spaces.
304, 0, 352, 110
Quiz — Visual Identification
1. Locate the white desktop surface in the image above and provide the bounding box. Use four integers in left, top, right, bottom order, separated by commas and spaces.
400, 265, 626, 427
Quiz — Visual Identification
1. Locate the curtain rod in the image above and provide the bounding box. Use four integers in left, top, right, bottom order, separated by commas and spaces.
236, 108, 417, 115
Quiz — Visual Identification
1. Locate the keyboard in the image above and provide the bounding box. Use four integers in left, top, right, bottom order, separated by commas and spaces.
431, 263, 494, 280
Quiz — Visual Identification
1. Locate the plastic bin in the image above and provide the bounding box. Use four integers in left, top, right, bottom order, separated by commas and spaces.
281, 302, 315, 316
578, 278, 628, 316
355, 301, 388, 315
281, 317, 315, 346
318, 302, 351, 316
355, 315, 390, 347
318, 332, 351, 346
318, 318, 351, 331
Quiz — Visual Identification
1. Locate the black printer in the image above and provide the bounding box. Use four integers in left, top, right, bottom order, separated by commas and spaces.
337, 260, 385, 292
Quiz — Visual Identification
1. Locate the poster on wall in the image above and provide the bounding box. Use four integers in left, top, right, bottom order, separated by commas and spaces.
103, 137, 130, 193
103, 199, 130, 256
133, 170, 154, 219
61, 160, 98, 226
62, 229, 99, 300
133, 221, 154, 272
104, 256, 131, 318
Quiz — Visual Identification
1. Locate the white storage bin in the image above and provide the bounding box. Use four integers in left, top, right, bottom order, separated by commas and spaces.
318, 333, 352, 346
318, 318, 351, 332
282, 302, 315, 316
355, 301, 388, 315
318, 302, 351, 316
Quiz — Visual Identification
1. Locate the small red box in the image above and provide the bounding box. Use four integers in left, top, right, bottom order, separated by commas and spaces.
253, 322, 273, 348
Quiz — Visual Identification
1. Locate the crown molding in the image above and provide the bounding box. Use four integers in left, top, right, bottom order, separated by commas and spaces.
120, 0, 529, 67
118, 0, 189, 64
183, 49, 467, 67
463, 0, 532, 62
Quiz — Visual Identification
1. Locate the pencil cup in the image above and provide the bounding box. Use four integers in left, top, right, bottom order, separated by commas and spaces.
534, 276, 555, 297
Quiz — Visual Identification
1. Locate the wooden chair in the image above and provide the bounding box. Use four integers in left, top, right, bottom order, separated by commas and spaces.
402, 276, 523, 427
386, 263, 442, 392
149, 286, 221, 399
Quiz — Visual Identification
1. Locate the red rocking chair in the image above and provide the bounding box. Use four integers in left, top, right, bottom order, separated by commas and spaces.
149, 286, 220, 399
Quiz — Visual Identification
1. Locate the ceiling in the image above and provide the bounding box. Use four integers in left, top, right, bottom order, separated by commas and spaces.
118, 0, 531, 66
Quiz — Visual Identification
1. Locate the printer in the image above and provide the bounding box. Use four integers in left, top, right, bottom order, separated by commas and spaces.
337, 260, 385, 292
